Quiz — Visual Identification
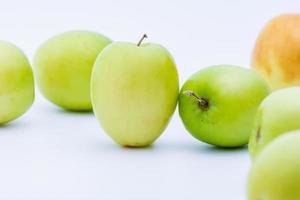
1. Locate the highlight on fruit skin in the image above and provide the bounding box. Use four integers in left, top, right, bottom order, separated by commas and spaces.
248, 130, 300, 200
252, 14, 300, 90
0, 41, 34, 124
248, 87, 300, 159
34, 30, 112, 111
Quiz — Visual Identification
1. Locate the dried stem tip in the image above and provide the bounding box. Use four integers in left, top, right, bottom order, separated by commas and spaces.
137, 34, 148, 46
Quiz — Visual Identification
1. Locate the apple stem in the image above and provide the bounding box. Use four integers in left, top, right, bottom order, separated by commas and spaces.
137, 34, 148, 46
183, 90, 209, 110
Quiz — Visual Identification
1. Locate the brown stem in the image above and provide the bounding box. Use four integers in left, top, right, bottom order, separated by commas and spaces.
256, 125, 261, 143
137, 34, 148, 46
183, 90, 209, 110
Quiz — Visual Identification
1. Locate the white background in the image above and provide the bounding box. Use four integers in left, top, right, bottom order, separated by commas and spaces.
0, 1, 299, 199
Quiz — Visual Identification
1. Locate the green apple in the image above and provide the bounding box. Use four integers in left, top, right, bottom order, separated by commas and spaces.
91, 34, 179, 147
0, 41, 34, 124
179, 65, 270, 147
248, 130, 300, 200
249, 87, 300, 158
34, 31, 112, 111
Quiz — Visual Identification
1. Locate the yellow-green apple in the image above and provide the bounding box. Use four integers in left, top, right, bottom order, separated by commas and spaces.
252, 14, 300, 90
34, 31, 111, 111
0, 42, 34, 124
249, 87, 300, 158
179, 65, 270, 147
91, 34, 179, 147
248, 130, 300, 200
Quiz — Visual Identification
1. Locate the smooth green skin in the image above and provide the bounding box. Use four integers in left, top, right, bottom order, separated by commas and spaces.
248, 130, 300, 200
34, 31, 111, 111
0, 42, 34, 124
179, 65, 270, 147
249, 87, 300, 158
91, 42, 179, 147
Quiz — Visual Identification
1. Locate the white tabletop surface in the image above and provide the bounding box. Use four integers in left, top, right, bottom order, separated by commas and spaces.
0, 0, 298, 199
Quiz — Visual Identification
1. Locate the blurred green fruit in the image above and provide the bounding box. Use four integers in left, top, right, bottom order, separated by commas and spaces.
0, 42, 34, 124
34, 31, 111, 111
249, 87, 300, 158
248, 130, 300, 200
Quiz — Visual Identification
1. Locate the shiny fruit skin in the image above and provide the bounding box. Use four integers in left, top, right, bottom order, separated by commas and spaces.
179, 65, 270, 147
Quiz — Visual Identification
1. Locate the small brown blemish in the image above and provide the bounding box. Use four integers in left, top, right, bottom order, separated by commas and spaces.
256, 125, 261, 143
